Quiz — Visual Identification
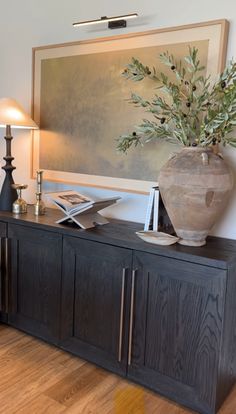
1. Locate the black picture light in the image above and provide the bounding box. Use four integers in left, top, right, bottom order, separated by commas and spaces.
73, 13, 138, 29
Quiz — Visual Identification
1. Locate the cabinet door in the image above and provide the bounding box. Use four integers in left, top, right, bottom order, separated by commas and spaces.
60, 236, 132, 376
0, 222, 7, 321
8, 224, 62, 344
128, 251, 226, 414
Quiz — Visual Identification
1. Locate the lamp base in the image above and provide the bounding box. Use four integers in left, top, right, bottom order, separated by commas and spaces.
0, 173, 17, 211
0, 125, 17, 211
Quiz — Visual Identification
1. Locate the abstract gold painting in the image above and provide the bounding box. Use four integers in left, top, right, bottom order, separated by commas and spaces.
32, 20, 228, 193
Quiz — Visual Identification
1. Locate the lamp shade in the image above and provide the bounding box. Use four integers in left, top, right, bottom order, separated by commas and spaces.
0, 97, 38, 129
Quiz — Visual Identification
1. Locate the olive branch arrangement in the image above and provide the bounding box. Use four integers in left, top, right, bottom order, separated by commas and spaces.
117, 47, 236, 153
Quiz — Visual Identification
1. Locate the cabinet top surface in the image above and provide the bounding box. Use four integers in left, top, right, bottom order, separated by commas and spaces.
0, 207, 235, 269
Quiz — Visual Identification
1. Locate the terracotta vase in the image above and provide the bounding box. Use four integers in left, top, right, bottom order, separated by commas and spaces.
158, 147, 234, 246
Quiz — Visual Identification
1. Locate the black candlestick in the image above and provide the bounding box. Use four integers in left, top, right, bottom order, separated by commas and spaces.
0, 125, 17, 211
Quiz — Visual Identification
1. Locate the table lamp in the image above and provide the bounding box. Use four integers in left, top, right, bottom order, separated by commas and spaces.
0, 98, 38, 211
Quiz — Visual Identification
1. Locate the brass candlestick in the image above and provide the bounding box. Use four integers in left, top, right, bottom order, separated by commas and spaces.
34, 170, 46, 216
12, 184, 28, 214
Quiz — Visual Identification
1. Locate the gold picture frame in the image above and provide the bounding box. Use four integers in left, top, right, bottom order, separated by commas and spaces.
32, 19, 229, 194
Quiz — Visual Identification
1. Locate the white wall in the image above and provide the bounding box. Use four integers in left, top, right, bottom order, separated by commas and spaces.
0, 0, 236, 238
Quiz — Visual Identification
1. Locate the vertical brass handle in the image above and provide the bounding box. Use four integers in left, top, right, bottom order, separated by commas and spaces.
118, 268, 126, 362
128, 269, 136, 366
4, 238, 9, 314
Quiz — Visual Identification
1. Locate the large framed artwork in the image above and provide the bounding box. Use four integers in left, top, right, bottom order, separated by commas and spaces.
32, 19, 229, 194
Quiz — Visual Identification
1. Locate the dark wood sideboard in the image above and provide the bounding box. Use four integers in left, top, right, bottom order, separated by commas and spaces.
0, 207, 236, 414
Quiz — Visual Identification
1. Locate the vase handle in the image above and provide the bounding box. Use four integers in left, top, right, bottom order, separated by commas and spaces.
201, 152, 209, 166
168, 152, 178, 160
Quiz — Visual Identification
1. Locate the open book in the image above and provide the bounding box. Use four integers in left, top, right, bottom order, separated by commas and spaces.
46, 190, 121, 216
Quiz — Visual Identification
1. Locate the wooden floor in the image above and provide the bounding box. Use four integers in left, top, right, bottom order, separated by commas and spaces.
0, 325, 235, 414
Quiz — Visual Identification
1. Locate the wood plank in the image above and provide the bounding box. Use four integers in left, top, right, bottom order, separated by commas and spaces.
45, 364, 107, 407
0, 325, 235, 413
14, 395, 65, 414
0, 327, 80, 412
53, 370, 120, 413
